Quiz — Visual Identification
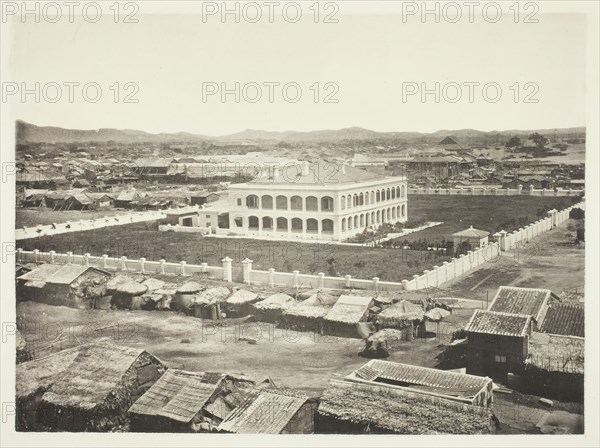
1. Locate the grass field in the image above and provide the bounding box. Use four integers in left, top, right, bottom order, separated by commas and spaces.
16, 208, 133, 228
398, 195, 579, 243
17, 195, 580, 282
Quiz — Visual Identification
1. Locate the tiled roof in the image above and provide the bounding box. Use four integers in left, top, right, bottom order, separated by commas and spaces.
249, 162, 386, 186
488, 286, 551, 322
540, 303, 584, 337
465, 310, 532, 337
218, 389, 309, 433
324, 295, 373, 324
17, 264, 108, 285
350, 360, 490, 399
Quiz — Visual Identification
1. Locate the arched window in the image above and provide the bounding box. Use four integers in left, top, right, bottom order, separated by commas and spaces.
262, 216, 273, 229
376, 210, 381, 223
341, 217, 346, 231
371, 211, 375, 225
386, 188, 391, 200
366, 213, 370, 226
306, 196, 318, 211
261, 195, 273, 210
347, 217, 353, 230
392, 188, 396, 199
387, 208, 391, 221
246, 195, 259, 209
291, 218, 303, 232
401, 185, 406, 198
341, 195, 346, 210
248, 216, 259, 229
353, 194, 358, 207
402, 204, 406, 217
376, 190, 381, 202
276, 195, 288, 210
307, 218, 318, 233
321, 196, 334, 212
322, 219, 333, 234
276, 217, 288, 231
359, 193, 364, 206
365, 192, 370, 205
290, 195, 303, 211
360, 214, 364, 227
396, 186, 400, 198
353, 215, 358, 228
371, 191, 375, 203
392, 207, 396, 219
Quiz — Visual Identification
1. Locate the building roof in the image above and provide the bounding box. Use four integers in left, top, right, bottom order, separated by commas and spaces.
243, 162, 387, 187
377, 300, 424, 326
317, 379, 492, 434
253, 293, 296, 311
17, 264, 109, 285
488, 286, 552, 322
526, 333, 584, 375
128, 369, 252, 423
348, 360, 491, 400
134, 158, 174, 168
465, 310, 532, 337
452, 226, 490, 238
226, 289, 259, 305
539, 302, 584, 337
324, 294, 373, 324
283, 291, 337, 319
218, 388, 310, 434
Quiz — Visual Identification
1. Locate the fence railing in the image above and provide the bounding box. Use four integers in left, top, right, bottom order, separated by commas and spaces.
409, 186, 584, 197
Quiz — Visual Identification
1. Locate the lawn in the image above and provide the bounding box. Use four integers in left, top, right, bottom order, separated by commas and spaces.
397, 195, 579, 244
16, 208, 133, 228
20, 223, 451, 283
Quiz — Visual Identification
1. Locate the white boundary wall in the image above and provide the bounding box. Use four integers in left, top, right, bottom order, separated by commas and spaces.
16, 201, 585, 292
409, 186, 584, 197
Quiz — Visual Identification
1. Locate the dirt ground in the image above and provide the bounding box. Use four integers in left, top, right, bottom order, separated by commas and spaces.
16, 208, 133, 228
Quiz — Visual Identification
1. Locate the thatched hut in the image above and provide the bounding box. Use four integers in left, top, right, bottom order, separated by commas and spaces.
323, 295, 374, 339
316, 379, 494, 434
376, 300, 426, 340
360, 329, 409, 358
252, 293, 297, 323
109, 280, 148, 310
189, 287, 231, 320
129, 370, 255, 432
172, 281, 204, 312
16, 342, 166, 431
17, 264, 111, 309
218, 388, 318, 434
283, 291, 337, 333
224, 289, 260, 317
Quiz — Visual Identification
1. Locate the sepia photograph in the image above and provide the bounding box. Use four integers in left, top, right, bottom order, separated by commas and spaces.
0, 1, 598, 447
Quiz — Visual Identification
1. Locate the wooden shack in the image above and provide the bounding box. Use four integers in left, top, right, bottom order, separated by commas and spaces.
323, 295, 374, 338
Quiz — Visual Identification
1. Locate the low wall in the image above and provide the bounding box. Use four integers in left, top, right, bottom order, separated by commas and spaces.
16, 206, 201, 240
159, 224, 210, 234
409, 187, 584, 197
15, 201, 585, 293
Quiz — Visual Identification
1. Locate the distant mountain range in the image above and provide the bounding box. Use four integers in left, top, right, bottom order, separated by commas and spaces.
16, 120, 585, 145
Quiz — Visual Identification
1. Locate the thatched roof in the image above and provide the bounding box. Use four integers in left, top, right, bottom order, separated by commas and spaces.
367, 329, 410, 344
218, 388, 310, 434
114, 281, 148, 296
226, 289, 259, 305
253, 293, 296, 311
38, 343, 160, 410
424, 307, 451, 322
16, 345, 83, 399
17, 264, 109, 285
129, 370, 237, 423
176, 281, 204, 294
193, 287, 231, 305
318, 379, 493, 434
142, 277, 166, 292
526, 333, 584, 375
324, 295, 373, 324
377, 300, 424, 326
283, 291, 337, 319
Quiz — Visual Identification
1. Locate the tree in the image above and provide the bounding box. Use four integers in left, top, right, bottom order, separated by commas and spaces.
528, 132, 548, 151
505, 136, 522, 149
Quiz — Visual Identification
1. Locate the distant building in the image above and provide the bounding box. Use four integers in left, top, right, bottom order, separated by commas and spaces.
190, 192, 220, 206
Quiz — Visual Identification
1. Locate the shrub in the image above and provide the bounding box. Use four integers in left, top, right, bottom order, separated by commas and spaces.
569, 208, 585, 220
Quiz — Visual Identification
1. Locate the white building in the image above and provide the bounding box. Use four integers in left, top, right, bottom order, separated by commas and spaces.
226, 161, 408, 241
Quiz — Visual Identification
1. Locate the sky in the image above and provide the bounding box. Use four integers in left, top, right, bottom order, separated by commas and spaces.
3, 1, 590, 136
